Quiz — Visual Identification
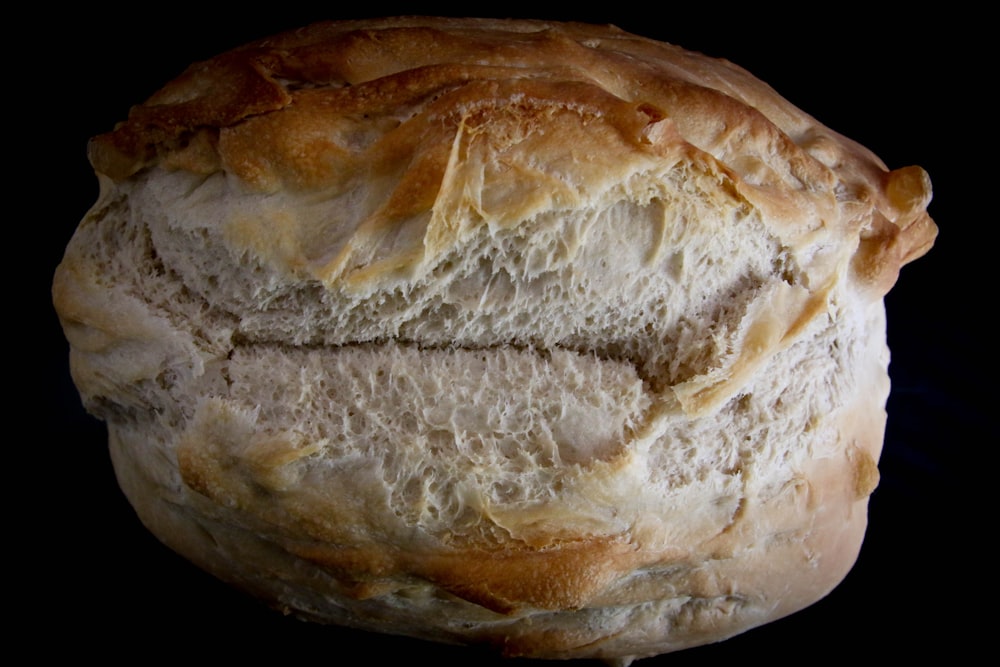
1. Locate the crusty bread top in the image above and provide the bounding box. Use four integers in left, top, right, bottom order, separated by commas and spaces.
89, 16, 935, 299
55, 17, 938, 660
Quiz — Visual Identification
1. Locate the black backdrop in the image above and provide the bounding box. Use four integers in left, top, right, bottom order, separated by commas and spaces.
32, 4, 980, 662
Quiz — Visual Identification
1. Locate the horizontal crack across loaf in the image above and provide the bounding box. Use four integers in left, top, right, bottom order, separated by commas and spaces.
129, 156, 794, 374
59, 99, 874, 623
53, 17, 936, 662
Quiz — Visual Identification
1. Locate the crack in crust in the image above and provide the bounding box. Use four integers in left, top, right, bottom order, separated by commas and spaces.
54, 17, 936, 661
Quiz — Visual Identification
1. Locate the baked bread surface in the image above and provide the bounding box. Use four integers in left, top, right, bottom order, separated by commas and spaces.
53, 17, 936, 663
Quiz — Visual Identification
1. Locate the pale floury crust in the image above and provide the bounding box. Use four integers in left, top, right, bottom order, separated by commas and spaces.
53, 17, 935, 663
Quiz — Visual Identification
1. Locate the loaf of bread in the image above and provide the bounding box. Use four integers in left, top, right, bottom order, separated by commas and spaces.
53, 17, 936, 663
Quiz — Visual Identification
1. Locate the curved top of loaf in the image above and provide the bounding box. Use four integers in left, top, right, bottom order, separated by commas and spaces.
88, 16, 935, 296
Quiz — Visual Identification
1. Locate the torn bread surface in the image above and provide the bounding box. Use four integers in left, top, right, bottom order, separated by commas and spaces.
54, 17, 934, 662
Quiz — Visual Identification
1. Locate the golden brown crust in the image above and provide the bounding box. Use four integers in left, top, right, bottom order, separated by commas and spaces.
88, 17, 934, 299
56, 16, 937, 662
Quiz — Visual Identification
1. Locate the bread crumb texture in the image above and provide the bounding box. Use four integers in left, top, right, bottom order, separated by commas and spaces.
54, 17, 935, 661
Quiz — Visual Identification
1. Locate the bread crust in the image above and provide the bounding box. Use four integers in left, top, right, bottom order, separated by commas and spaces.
54, 17, 935, 662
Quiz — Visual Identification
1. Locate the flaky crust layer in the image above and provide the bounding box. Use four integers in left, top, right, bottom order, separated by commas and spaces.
55, 17, 935, 663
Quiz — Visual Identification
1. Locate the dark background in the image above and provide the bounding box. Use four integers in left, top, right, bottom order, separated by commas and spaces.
30, 4, 981, 662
